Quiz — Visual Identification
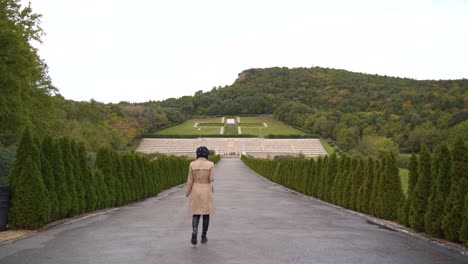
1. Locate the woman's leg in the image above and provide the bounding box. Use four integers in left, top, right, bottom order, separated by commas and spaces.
201, 214, 210, 243
191, 214, 201, 245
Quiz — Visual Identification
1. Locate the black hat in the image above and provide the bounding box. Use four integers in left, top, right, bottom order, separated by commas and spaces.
196, 146, 209, 159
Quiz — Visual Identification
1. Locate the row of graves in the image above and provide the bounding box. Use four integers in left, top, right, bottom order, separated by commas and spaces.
137, 138, 327, 159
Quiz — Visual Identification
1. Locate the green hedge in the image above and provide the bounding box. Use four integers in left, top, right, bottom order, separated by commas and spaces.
209, 155, 221, 164
242, 139, 468, 245
7, 129, 191, 229
0, 147, 15, 184
142, 133, 319, 139
198, 123, 224, 126
142, 133, 258, 138
264, 134, 319, 138
238, 123, 264, 127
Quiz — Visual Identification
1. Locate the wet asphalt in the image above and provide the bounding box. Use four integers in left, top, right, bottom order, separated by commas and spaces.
0, 159, 466, 264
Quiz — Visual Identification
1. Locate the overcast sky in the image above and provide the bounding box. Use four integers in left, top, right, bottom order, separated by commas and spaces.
25, 0, 468, 103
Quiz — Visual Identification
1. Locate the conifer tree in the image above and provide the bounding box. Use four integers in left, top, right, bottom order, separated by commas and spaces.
299, 159, 309, 194
95, 168, 111, 208
317, 156, 328, 200
306, 158, 315, 196
121, 154, 133, 204
294, 159, 303, 193
402, 154, 419, 226
324, 154, 338, 202
77, 143, 97, 212
125, 153, 135, 201
95, 147, 116, 206
51, 138, 70, 218
110, 150, 124, 206
338, 156, 351, 207
147, 160, 157, 196
343, 158, 357, 209
60, 137, 79, 216
397, 195, 407, 226
7, 128, 50, 229
140, 156, 150, 198
378, 153, 403, 220
330, 155, 343, 204
134, 155, 144, 200
410, 145, 432, 231
425, 144, 451, 237
8, 128, 35, 187
349, 158, 363, 211
41, 135, 59, 220
312, 157, 322, 197
71, 140, 86, 214
369, 160, 382, 216
151, 156, 161, 196
357, 157, 374, 213
442, 138, 467, 242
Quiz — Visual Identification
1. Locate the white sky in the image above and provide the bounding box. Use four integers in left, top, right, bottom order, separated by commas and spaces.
25, 0, 468, 103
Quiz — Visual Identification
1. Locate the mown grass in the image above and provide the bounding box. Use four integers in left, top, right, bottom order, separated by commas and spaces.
239, 116, 306, 137
399, 168, 409, 196
225, 126, 237, 135
155, 117, 222, 135
155, 115, 306, 136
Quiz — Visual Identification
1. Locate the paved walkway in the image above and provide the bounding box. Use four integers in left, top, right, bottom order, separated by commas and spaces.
0, 160, 466, 264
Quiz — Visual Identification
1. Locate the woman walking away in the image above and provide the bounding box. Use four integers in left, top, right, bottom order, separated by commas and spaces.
185, 146, 215, 245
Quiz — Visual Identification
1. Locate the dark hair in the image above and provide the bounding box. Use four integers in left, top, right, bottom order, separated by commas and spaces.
196, 146, 209, 159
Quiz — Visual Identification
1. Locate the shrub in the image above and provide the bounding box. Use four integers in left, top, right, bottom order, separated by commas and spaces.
409, 145, 432, 231
7, 129, 50, 229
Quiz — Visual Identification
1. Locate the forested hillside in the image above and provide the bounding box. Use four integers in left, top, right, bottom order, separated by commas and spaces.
161, 67, 467, 153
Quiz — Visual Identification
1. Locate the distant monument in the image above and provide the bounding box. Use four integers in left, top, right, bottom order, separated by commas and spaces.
225, 118, 236, 127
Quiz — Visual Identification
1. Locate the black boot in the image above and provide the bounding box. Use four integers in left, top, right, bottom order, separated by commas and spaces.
191, 215, 200, 245
201, 215, 209, 244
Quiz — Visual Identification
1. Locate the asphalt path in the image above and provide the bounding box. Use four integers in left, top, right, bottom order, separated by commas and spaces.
0, 159, 466, 264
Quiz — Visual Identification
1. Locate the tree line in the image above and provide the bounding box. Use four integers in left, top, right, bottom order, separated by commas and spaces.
7, 128, 195, 229
241, 137, 468, 246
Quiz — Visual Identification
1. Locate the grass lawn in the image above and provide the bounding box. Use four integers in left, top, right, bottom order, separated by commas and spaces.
399, 168, 409, 196
225, 126, 237, 135
155, 115, 306, 136
155, 117, 222, 135
239, 116, 306, 137
319, 139, 335, 155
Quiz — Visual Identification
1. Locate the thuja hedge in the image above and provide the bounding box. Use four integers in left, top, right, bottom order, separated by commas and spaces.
264, 134, 319, 139
6, 129, 202, 229
209, 155, 221, 164
242, 138, 468, 245
142, 133, 257, 138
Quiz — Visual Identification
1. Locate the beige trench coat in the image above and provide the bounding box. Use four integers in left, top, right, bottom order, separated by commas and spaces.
185, 157, 215, 215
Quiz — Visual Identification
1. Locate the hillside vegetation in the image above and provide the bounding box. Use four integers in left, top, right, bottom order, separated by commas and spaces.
161, 67, 467, 153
